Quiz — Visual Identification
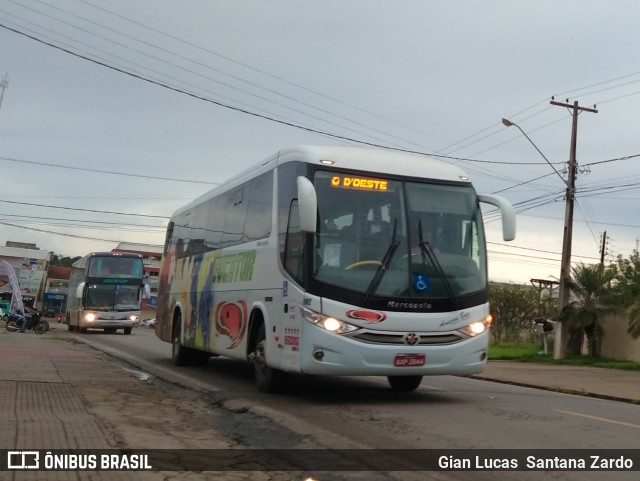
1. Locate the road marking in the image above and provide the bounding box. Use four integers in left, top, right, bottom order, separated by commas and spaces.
420, 384, 445, 391
555, 409, 640, 429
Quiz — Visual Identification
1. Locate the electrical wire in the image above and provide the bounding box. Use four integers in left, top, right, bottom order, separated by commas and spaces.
0, 22, 566, 166
0, 199, 169, 219
0, 155, 218, 185
0, 220, 163, 245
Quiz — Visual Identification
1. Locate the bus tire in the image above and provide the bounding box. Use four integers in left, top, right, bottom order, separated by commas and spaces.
172, 318, 200, 366
387, 375, 422, 392
253, 323, 286, 393
172, 319, 188, 365
123, 327, 132, 335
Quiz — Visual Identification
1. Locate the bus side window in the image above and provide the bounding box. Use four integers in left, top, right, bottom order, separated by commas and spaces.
284, 200, 305, 285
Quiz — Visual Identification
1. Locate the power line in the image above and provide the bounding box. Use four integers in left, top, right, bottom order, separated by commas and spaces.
5, 1, 431, 151
0, 199, 169, 219
0, 22, 564, 166
76, 0, 451, 146
0, 155, 219, 185
0, 220, 163, 246
0, 212, 164, 228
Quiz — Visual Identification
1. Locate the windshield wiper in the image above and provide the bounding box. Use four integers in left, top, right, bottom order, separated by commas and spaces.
363, 220, 400, 303
417, 220, 457, 303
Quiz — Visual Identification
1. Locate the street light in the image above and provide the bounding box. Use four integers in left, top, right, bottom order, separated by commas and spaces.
501, 117, 573, 359
501, 118, 566, 185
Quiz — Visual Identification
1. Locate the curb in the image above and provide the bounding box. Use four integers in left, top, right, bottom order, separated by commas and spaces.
470, 375, 640, 405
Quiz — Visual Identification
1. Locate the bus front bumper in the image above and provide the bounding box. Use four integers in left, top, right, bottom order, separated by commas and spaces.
298, 326, 489, 377
80, 313, 139, 330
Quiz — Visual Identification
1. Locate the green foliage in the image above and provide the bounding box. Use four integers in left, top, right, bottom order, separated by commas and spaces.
489, 283, 557, 343
488, 343, 640, 370
610, 252, 640, 338
558, 262, 621, 356
48, 252, 82, 267
488, 343, 541, 360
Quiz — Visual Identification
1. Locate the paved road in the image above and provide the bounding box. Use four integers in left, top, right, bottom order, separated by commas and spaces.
4, 322, 640, 480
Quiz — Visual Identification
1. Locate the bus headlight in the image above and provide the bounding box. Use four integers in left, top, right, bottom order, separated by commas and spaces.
129, 315, 139, 321
459, 315, 493, 337
301, 307, 359, 334
84, 313, 97, 322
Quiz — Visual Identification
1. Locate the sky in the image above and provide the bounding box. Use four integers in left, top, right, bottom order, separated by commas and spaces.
1, 0, 640, 284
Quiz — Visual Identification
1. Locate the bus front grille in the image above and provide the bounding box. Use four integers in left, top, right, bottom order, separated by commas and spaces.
348, 330, 466, 345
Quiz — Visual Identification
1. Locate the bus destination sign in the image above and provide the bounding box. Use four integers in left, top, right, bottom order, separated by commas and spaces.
330, 175, 390, 191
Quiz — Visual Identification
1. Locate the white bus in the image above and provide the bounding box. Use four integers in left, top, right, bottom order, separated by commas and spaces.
65, 252, 148, 334
155, 146, 515, 392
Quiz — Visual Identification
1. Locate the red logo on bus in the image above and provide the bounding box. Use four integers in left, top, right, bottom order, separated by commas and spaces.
215, 301, 247, 349
345, 310, 387, 323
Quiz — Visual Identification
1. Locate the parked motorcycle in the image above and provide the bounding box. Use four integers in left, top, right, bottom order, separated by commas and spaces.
6, 310, 49, 334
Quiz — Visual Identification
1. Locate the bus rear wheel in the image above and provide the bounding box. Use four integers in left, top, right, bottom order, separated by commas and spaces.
387, 375, 422, 392
172, 320, 190, 365
171, 319, 209, 366
252, 324, 285, 393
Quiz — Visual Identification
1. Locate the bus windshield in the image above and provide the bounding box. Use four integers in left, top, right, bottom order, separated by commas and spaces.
85, 284, 141, 311
88, 257, 144, 278
312, 170, 487, 301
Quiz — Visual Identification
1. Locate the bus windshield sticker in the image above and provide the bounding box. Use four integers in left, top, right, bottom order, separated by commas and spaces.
413, 274, 430, 292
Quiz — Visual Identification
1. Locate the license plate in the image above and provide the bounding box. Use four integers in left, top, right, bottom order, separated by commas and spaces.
393, 354, 426, 367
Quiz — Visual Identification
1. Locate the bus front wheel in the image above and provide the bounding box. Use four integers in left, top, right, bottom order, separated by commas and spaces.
387, 375, 422, 392
252, 324, 285, 393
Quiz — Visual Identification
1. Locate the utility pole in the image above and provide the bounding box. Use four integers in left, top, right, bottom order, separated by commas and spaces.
550, 98, 597, 359
0, 73, 9, 112
600, 231, 608, 265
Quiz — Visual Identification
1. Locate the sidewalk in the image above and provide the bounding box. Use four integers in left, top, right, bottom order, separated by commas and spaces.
474, 360, 640, 404
0, 327, 280, 481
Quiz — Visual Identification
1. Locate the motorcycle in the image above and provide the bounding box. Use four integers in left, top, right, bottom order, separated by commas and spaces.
6, 310, 49, 334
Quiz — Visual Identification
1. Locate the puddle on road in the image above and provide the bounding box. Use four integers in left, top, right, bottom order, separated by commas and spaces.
121, 366, 153, 382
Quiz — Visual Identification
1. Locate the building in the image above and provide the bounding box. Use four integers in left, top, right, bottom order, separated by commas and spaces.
0, 243, 50, 308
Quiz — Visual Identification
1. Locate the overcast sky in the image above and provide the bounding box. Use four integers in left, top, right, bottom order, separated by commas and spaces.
1, 0, 639, 284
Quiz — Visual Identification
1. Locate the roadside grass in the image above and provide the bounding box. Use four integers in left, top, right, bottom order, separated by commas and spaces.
489, 342, 640, 371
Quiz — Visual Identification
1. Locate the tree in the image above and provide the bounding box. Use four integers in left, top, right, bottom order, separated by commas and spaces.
556, 263, 620, 356
48, 252, 82, 267
610, 252, 640, 339
489, 283, 556, 344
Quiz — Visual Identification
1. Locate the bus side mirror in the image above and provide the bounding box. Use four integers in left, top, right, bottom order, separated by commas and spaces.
478, 194, 516, 241
76, 282, 85, 299
297, 176, 317, 233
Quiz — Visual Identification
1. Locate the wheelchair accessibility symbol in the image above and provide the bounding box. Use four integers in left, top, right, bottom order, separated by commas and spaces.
413, 274, 430, 292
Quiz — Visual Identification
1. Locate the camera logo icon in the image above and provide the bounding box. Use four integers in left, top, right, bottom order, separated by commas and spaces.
7, 451, 40, 469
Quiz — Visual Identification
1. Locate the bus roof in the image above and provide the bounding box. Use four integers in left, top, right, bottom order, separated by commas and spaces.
172, 145, 472, 218
277, 145, 470, 182
72, 252, 143, 269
